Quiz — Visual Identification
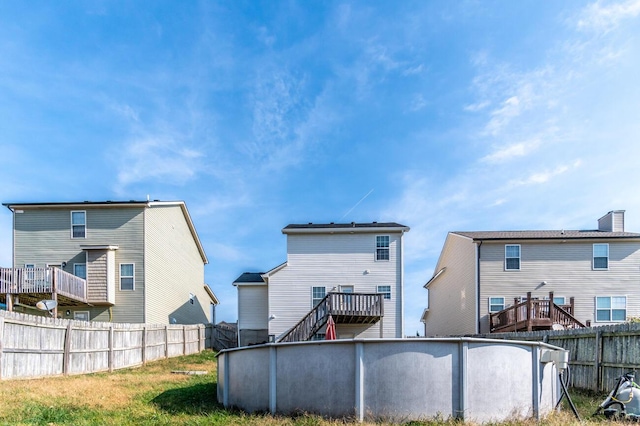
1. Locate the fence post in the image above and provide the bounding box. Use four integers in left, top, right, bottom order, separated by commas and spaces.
183, 326, 187, 355
142, 325, 147, 366
109, 324, 114, 372
595, 328, 602, 391
0, 316, 4, 380
165, 325, 169, 359
63, 322, 73, 375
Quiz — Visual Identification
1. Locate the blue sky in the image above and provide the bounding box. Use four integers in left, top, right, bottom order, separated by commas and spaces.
1, 1, 640, 335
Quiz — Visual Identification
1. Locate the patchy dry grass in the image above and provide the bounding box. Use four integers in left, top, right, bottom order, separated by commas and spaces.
0, 351, 631, 425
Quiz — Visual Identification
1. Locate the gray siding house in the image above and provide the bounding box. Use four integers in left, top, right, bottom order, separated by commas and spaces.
422, 210, 640, 336
0, 200, 218, 324
234, 222, 410, 346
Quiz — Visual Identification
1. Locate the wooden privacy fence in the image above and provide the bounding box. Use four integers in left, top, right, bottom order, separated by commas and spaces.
483, 322, 640, 392
0, 310, 211, 380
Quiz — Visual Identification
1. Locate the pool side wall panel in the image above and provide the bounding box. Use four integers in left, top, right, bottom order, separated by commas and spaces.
217, 338, 561, 423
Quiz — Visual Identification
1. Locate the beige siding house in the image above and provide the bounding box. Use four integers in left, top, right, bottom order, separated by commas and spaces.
234, 222, 409, 346
1, 200, 218, 324
422, 210, 640, 336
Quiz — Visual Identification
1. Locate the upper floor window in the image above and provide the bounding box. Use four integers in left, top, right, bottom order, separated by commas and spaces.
505, 245, 520, 270
596, 296, 626, 322
489, 297, 505, 313
377, 285, 391, 300
593, 243, 609, 270
71, 211, 86, 238
312, 286, 326, 307
73, 263, 86, 279
120, 263, 134, 290
376, 235, 390, 261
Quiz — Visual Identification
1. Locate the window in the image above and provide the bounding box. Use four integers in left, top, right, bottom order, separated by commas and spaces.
505, 245, 521, 270
593, 244, 609, 270
489, 297, 505, 313
74, 311, 90, 321
376, 235, 390, 261
73, 263, 86, 279
596, 296, 626, 322
552, 296, 566, 306
71, 211, 86, 238
120, 263, 134, 290
312, 286, 325, 307
377, 285, 391, 300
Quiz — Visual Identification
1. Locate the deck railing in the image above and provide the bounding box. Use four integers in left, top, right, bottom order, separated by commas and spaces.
490, 292, 584, 332
0, 267, 87, 303
278, 292, 384, 343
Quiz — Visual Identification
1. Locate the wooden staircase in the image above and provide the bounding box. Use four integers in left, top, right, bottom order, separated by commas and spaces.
490, 292, 585, 333
278, 292, 384, 343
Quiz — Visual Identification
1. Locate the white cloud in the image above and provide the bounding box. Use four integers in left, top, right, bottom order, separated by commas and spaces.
576, 0, 640, 33
115, 135, 205, 191
481, 140, 541, 164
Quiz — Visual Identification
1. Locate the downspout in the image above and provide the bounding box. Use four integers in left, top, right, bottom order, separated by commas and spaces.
475, 241, 482, 334
399, 230, 405, 338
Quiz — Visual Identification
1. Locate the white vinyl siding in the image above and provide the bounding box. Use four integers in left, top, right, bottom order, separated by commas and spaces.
71, 211, 86, 238
505, 244, 520, 270
422, 233, 478, 336
596, 296, 626, 322
237, 285, 268, 329
267, 230, 404, 339
143, 204, 209, 325
120, 263, 134, 290
593, 243, 609, 270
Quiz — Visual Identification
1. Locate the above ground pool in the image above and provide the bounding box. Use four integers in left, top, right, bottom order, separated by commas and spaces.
217, 337, 567, 423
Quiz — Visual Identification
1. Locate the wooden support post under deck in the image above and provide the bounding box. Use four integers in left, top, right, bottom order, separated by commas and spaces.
526, 292, 532, 331
6, 294, 13, 312
513, 297, 519, 332
51, 272, 58, 318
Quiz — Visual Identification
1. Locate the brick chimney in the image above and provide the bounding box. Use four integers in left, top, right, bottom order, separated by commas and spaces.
598, 210, 625, 232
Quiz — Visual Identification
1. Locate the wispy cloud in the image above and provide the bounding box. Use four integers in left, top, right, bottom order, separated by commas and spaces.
481, 139, 541, 163
576, 0, 640, 33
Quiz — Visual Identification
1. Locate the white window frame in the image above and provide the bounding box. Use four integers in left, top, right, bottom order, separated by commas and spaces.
593, 243, 609, 270
71, 211, 86, 239
73, 263, 87, 279
595, 296, 626, 322
120, 263, 135, 291
376, 235, 390, 261
377, 285, 391, 300
74, 311, 90, 321
488, 296, 505, 313
312, 286, 325, 307
505, 244, 521, 271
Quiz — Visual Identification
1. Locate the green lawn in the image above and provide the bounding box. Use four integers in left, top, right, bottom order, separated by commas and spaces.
0, 350, 628, 425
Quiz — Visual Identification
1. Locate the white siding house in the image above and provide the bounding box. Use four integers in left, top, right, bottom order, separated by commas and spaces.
422, 210, 640, 336
234, 222, 409, 346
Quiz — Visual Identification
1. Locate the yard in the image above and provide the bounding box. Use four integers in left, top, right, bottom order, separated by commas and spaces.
0, 350, 628, 425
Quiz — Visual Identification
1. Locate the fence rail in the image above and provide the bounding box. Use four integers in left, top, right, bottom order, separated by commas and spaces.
479, 322, 640, 392
0, 310, 212, 380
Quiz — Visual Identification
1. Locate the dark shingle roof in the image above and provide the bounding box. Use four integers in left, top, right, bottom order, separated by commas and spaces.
283, 222, 408, 230
453, 230, 640, 241
233, 272, 266, 284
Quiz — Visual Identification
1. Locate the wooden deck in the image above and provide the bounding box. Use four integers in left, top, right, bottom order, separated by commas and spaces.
278, 292, 384, 342
0, 267, 88, 316
490, 292, 585, 333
